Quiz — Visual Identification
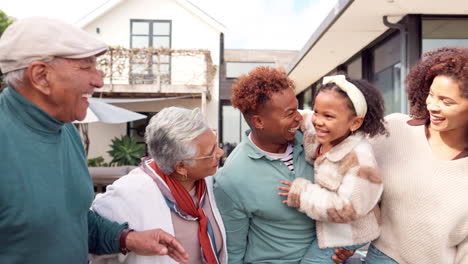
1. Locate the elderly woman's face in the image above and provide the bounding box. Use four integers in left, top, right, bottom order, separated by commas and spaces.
186, 129, 224, 180
426, 75, 468, 132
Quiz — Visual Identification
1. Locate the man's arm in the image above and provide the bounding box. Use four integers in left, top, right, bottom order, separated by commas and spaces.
125, 228, 188, 262
214, 185, 250, 264
88, 209, 126, 255
88, 210, 188, 262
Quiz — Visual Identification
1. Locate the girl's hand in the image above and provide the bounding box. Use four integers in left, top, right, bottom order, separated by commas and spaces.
278, 181, 295, 206
332, 248, 355, 263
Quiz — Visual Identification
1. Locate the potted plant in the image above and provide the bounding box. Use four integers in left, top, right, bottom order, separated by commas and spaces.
107, 135, 145, 166
89, 135, 145, 193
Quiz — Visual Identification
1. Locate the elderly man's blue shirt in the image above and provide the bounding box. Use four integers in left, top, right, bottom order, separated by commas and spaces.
0, 87, 126, 263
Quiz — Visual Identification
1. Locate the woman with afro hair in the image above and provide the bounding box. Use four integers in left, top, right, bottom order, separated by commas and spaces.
336, 47, 468, 264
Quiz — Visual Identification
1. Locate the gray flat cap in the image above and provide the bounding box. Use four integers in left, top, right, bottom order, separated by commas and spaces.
0, 16, 107, 73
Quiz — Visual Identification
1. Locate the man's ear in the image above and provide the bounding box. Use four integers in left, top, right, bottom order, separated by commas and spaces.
26, 61, 51, 95
251, 114, 264, 130
350, 116, 364, 132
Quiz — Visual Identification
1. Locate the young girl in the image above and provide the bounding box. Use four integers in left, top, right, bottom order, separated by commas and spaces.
278, 75, 388, 264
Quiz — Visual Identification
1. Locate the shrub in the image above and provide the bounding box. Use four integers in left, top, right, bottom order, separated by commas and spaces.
107, 135, 145, 166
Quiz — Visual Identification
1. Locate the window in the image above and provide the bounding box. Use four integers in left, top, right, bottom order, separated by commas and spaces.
422, 18, 468, 53
373, 63, 401, 115
301, 86, 314, 110
372, 33, 403, 114
127, 112, 156, 156
130, 20, 171, 84
226, 62, 275, 78
220, 104, 249, 164
346, 56, 362, 80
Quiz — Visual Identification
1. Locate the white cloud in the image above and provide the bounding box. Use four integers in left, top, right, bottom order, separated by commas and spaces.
189, 0, 337, 50
1, 0, 109, 23
1, 0, 336, 50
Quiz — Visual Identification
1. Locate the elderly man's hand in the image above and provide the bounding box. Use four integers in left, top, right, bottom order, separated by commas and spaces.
332, 248, 355, 263
126, 229, 189, 262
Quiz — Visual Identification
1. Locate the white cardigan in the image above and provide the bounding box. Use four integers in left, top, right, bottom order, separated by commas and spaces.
90, 167, 227, 264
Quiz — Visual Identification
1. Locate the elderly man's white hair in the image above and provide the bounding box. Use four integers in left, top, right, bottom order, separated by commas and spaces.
3, 58, 59, 90
145, 106, 209, 175
3, 68, 25, 89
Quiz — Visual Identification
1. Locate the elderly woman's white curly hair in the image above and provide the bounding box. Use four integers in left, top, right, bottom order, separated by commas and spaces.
145, 106, 209, 175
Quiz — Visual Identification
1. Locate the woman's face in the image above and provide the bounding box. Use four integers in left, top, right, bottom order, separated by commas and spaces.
426, 75, 468, 132
186, 129, 224, 181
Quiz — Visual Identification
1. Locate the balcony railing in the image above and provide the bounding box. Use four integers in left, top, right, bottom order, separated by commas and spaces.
96, 47, 217, 95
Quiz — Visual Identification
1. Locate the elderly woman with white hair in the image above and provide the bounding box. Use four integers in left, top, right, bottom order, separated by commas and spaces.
91, 107, 227, 264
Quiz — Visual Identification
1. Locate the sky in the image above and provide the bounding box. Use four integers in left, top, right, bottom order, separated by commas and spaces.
0, 0, 336, 50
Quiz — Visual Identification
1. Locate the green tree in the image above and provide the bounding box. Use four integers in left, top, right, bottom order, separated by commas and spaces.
0, 10, 13, 37
0, 10, 13, 89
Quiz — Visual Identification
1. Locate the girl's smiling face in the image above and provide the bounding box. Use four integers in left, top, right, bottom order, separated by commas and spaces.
312, 89, 363, 149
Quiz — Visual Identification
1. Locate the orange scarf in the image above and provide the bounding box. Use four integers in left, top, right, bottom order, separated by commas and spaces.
149, 161, 219, 264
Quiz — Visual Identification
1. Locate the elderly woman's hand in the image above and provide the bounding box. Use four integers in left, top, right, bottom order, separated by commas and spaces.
126, 229, 189, 262
331, 248, 355, 263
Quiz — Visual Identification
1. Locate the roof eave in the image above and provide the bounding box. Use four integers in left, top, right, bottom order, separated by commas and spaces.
287, 0, 354, 75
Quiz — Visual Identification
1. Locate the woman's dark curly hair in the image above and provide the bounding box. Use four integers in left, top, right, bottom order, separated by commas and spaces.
231, 66, 295, 114
320, 77, 388, 137
406, 47, 468, 119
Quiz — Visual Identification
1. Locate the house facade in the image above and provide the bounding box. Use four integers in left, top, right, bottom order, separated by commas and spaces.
288, 0, 468, 114
77, 0, 224, 161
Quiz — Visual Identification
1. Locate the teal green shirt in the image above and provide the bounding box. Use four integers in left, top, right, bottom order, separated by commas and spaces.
0, 87, 126, 263
214, 131, 316, 264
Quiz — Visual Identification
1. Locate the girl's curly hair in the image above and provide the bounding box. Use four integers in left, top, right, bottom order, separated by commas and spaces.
320, 77, 388, 137
231, 66, 295, 114
406, 47, 468, 119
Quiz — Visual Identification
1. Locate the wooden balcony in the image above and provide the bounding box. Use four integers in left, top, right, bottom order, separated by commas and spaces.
95, 47, 217, 98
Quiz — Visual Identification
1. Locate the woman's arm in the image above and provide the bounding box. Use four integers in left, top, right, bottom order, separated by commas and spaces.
456, 236, 468, 263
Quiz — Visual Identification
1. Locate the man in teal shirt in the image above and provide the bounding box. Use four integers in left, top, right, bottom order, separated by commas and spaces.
0, 17, 187, 263
214, 67, 316, 263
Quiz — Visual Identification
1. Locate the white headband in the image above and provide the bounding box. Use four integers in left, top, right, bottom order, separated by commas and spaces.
322, 75, 367, 117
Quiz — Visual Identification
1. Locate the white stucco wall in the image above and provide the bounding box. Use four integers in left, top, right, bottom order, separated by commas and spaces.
171, 54, 208, 85
79, 122, 127, 162
79, 0, 222, 162
82, 0, 220, 128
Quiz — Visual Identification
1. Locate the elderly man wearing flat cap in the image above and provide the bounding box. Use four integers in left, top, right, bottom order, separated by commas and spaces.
0, 17, 189, 263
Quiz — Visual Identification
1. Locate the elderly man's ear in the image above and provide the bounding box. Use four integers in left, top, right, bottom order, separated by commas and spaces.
26, 61, 52, 95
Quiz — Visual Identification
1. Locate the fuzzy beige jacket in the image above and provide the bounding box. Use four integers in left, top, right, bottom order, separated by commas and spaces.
287, 111, 383, 249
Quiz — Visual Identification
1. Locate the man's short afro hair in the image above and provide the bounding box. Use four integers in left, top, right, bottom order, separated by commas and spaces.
231, 66, 295, 114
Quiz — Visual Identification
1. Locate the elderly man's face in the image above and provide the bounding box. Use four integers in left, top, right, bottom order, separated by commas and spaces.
46, 56, 103, 123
